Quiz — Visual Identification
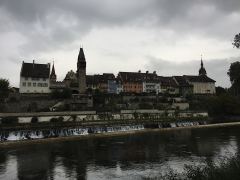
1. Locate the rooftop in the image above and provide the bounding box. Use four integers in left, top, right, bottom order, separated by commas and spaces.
20, 61, 50, 78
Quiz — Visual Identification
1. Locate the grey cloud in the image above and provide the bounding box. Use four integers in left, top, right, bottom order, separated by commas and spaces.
0, 0, 239, 57
0, 0, 240, 87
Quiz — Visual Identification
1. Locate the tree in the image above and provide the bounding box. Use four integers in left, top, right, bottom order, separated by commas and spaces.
233, 33, 240, 48
228, 62, 240, 95
0, 78, 10, 102
215, 86, 227, 96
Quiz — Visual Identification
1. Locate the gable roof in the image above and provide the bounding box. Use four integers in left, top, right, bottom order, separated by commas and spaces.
87, 73, 115, 85
118, 71, 158, 83
20, 62, 50, 78
184, 75, 215, 83
158, 76, 178, 87
173, 76, 192, 87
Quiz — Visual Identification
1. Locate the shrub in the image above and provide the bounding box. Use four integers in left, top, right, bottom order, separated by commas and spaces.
1, 116, 18, 124
51, 88, 72, 99
31, 117, 38, 123
71, 115, 77, 121
50, 116, 64, 123
58, 116, 64, 122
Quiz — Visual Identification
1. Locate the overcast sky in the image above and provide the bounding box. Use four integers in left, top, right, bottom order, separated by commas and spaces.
0, 0, 239, 88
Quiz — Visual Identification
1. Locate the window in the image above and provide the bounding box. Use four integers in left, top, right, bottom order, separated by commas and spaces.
28, 82, 31, 87
22, 82, 26, 86
42, 78, 46, 81
38, 83, 42, 87
33, 83, 36, 87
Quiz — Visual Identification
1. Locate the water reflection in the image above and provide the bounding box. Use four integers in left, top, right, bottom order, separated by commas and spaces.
0, 126, 240, 179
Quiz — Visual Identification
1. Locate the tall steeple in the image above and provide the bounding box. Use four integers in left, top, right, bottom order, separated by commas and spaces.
199, 55, 207, 76
50, 62, 57, 82
77, 47, 87, 94
77, 47, 86, 70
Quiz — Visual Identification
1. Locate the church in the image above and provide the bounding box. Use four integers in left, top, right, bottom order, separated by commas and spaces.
183, 59, 216, 94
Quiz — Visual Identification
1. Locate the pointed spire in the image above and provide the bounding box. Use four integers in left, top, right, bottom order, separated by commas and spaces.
78, 47, 86, 62
50, 61, 57, 81
77, 46, 86, 70
199, 55, 207, 76
51, 62, 56, 75
201, 54, 203, 67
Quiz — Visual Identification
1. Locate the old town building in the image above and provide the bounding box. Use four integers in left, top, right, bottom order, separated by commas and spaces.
19, 61, 51, 94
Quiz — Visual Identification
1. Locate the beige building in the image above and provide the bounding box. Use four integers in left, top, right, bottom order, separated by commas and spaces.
184, 75, 216, 94
183, 59, 216, 94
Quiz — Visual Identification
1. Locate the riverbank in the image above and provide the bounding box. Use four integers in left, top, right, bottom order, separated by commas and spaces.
1, 121, 240, 147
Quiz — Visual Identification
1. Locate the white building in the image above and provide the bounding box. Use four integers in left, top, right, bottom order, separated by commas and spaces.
19, 61, 51, 94
143, 81, 161, 94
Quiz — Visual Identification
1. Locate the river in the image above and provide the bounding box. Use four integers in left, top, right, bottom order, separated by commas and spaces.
0, 125, 240, 180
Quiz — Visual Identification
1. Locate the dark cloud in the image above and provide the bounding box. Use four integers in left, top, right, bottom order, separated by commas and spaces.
0, 0, 239, 87
1, 0, 239, 54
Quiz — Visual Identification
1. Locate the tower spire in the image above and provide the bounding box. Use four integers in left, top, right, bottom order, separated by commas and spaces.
50, 61, 57, 82
199, 55, 207, 76
77, 46, 86, 94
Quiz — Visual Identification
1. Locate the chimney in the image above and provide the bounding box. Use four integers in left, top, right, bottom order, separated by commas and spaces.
33, 60, 35, 68
153, 71, 156, 74
146, 71, 149, 74
138, 70, 141, 73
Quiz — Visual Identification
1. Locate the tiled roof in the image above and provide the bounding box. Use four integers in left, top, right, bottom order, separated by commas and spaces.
118, 72, 158, 82
50, 81, 66, 89
184, 75, 215, 83
86, 73, 115, 85
20, 62, 50, 78
158, 76, 178, 87
173, 76, 192, 87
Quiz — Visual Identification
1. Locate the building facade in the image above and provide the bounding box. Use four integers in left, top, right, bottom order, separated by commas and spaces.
183, 60, 216, 94
19, 61, 51, 94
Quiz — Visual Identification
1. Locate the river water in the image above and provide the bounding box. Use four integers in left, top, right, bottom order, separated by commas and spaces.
0, 125, 240, 180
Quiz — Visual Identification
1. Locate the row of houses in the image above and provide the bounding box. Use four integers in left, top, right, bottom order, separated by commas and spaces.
19, 48, 215, 96
19, 63, 215, 96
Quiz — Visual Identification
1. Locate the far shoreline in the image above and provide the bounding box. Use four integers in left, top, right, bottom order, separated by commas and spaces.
1, 121, 240, 148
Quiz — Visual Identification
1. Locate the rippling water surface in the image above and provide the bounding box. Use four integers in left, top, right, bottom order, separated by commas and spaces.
0, 126, 240, 180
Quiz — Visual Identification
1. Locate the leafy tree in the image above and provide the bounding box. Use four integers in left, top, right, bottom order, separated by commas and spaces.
215, 86, 227, 96
0, 78, 10, 102
233, 33, 240, 48
227, 62, 240, 95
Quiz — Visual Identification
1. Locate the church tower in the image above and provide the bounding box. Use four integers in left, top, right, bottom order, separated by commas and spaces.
77, 47, 86, 94
199, 56, 207, 76
50, 62, 57, 82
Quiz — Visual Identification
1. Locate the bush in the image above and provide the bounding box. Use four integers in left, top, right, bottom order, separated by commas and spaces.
1, 116, 18, 124
139, 102, 153, 109
51, 88, 72, 99
71, 115, 77, 121
31, 117, 38, 123
50, 116, 64, 123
